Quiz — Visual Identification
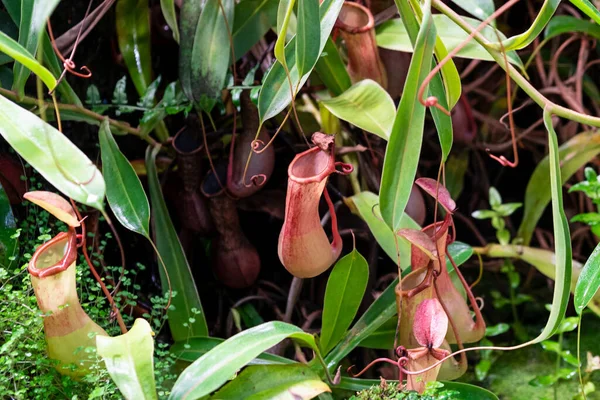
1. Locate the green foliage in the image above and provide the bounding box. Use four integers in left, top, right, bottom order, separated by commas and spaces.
472, 187, 522, 245
350, 381, 458, 400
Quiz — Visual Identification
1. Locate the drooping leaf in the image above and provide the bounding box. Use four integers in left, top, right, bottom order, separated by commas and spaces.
12, 0, 60, 97
493, 0, 560, 51
0, 30, 56, 92
23, 191, 79, 227
258, 0, 343, 122
274, 0, 295, 69
211, 364, 328, 399
517, 131, 600, 245
313, 38, 351, 96
415, 177, 456, 213
179, 0, 235, 111
531, 109, 571, 341
574, 242, 600, 314
99, 120, 150, 238
320, 80, 395, 140
170, 336, 294, 365
344, 191, 419, 270
449, 0, 495, 21
160, 0, 180, 42
169, 322, 325, 399
116, 0, 153, 96
0, 94, 105, 210
0, 182, 17, 268
296, 0, 320, 79
376, 15, 523, 68
320, 248, 369, 354
146, 145, 208, 340
96, 318, 158, 400
380, 0, 435, 231
569, 0, 600, 24
232, 0, 278, 60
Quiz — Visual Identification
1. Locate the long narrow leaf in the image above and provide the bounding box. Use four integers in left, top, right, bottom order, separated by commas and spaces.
145, 145, 208, 340
296, 0, 320, 78
320, 249, 368, 354
116, 0, 153, 96
574, 242, 600, 314
313, 38, 351, 96
380, 0, 435, 231
0, 30, 56, 91
12, 0, 60, 97
569, 0, 600, 24
232, 0, 278, 60
161, 0, 180, 42
0, 94, 104, 210
99, 120, 150, 238
169, 322, 326, 399
258, 0, 343, 122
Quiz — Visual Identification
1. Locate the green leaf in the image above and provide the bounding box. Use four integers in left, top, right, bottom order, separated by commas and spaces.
296, 0, 320, 78
575, 242, 600, 314
258, 0, 343, 122
12, 0, 60, 97
0, 182, 17, 269
116, 0, 153, 96
544, 15, 600, 41
380, 0, 435, 231
376, 15, 523, 68
145, 145, 208, 340
169, 321, 325, 399
495, 202, 522, 217
170, 336, 294, 365
485, 323, 510, 337
99, 120, 150, 238
275, 0, 295, 69
180, 0, 235, 111
211, 364, 329, 399
493, 0, 560, 51
161, 0, 180, 42
320, 80, 395, 140
313, 38, 351, 96
471, 209, 496, 219
517, 131, 600, 245
96, 318, 158, 400
345, 191, 419, 270
232, 0, 278, 60
570, 213, 600, 225
0, 30, 56, 92
450, 0, 495, 21
569, 0, 600, 25
531, 109, 572, 341
320, 249, 368, 354
0, 94, 105, 209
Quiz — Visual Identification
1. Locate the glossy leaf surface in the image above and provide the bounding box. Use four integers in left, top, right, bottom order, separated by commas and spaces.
161, 0, 180, 42
321, 80, 395, 140
313, 38, 351, 96
449, 0, 495, 20
574, 242, 600, 314
96, 318, 157, 400
232, 0, 278, 60
99, 120, 150, 238
569, 0, 600, 24
258, 0, 342, 122
0, 94, 104, 210
211, 364, 329, 399
116, 0, 153, 96
494, 0, 560, 50
320, 248, 368, 354
517, 131, 600, 245
0, 30, 56, 91
146, 145, 208, 340
12, 0, 60, 97
380, 0, 435, 231
295, 0, 320, 78
169, 321, 323, 399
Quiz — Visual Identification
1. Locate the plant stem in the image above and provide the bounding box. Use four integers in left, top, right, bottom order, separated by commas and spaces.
432, 0, 600, 127
0, 87, 155, 143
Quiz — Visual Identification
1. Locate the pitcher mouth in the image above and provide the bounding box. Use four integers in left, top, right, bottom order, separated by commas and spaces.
28, 228, 77, 278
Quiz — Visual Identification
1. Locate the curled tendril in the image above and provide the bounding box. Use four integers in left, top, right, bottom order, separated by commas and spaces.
334, 161, 354, 175
244, 174, 267, 188
486, 150, 518, 168
62, 60, 92, 78
251, 139, 266, 153
475, 296, 485, 310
